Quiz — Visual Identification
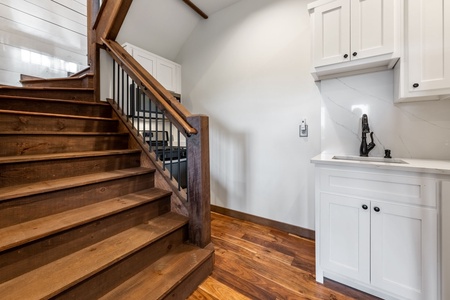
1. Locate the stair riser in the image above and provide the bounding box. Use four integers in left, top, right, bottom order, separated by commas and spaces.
0, 134, 129, 156
0, 89, 94, 102
0, 113, 118, 133
0, 98, 112, 118
0, 197, 172, 284
163, 255, 214, 300
0, 172, 155, 228
53, 227, 188, 299
0, 153, 141, 188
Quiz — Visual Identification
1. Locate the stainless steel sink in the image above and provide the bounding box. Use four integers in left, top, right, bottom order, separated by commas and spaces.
332, 155, 408, 164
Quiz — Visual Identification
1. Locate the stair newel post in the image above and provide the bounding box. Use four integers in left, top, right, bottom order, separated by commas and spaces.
186, 115, 211, 248
87, 0, 100, 101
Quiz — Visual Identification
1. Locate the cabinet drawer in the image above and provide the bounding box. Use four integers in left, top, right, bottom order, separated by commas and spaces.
319, 168, 437, 207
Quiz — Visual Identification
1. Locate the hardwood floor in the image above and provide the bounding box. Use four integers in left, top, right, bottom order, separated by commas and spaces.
188, 212, 381, 300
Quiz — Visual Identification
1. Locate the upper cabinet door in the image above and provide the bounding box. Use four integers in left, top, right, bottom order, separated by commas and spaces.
312, 0, 350, 67
407, 0, 450, 93
122, 43, 182, 94
157, 58, 179, 95
350, 0, 395, 60
132, 48, 157, 77
308, 0, 399, 80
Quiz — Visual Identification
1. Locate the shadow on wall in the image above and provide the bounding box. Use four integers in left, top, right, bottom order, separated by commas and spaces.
209, 117, 249, 211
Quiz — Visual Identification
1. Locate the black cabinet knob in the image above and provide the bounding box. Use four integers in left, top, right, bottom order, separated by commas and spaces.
374, 207, 381, 212
362, 204, 368, 210
352, 52, 358, 57
413, 83, 419, 88
343, 54, 349, 59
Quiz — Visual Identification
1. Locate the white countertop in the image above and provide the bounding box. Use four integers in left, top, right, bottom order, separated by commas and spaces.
311, 153, 450, 175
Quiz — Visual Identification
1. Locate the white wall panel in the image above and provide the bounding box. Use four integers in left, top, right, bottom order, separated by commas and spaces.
24, 0, 86, 25
0, 0, 87, 85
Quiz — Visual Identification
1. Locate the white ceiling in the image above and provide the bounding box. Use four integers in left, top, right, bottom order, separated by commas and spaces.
116, 0, 243, 62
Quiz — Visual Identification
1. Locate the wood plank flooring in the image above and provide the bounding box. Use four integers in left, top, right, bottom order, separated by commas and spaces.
188, 212, 381, 300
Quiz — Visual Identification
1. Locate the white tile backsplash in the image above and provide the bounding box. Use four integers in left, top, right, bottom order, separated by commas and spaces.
320, 70, 450, 160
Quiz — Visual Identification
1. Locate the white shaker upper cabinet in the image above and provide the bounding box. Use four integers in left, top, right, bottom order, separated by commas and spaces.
122, 43, 181, 95
308, 0, 400, 80
156, 58, 181, 96
310, 0, 350, 67
395, 0, 450, 102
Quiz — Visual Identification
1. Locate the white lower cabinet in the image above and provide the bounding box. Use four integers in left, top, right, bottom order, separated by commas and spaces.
316, 167, 439, 300
370, 201, 437, 299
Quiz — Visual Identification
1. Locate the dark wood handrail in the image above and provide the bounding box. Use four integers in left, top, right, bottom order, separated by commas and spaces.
102, 38, 198, 136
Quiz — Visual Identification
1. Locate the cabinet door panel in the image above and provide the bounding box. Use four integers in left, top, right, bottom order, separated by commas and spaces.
371, 202, 437, 300
133, 48, 156, 76
320, 192, 370, 282
442, 181, 450, 300
157, 59, 177, 93
312, 0, 350, 67
351, 0, 394, 59
407, 0, 450, 92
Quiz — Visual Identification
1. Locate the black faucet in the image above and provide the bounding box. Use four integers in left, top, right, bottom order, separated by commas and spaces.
360, 114, 375, 157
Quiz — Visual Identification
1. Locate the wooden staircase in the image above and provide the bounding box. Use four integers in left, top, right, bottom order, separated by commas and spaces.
0, 77, 214, 299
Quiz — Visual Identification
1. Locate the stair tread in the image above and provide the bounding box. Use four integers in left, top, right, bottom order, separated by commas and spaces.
0, 86, 94, 92
0, 188, 172, 252
0, 149, 141, 164
0, 167, 155, 201
100, 243, 214, 300
0, 212, 188, 300
0, 109, 115, 121
0, 131, 127, 136
0, 95, 109, 106
20, 73, 93, 83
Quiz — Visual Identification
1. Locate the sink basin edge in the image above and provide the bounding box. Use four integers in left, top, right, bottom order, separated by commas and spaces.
332, 155, 408, 164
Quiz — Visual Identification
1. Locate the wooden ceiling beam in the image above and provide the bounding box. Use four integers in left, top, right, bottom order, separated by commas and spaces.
182, 0, 208, 19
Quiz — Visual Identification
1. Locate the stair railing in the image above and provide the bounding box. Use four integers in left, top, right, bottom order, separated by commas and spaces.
88, 1, 211, 248
105, 39, 211, 248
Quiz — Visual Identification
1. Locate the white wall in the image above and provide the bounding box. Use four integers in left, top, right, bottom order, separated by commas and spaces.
177, 0, 322, 230
0, 0, 88, 85
320, 70, 450, 160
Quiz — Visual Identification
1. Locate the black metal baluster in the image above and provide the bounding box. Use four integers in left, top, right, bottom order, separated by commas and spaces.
143, 93, 147, 148
124, 73, 128, 116
177, 128, 182, 190
169, 121, 173, 182
155, 104, 160, 163
113, 61, 116, 101
121, 68, 124, 113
